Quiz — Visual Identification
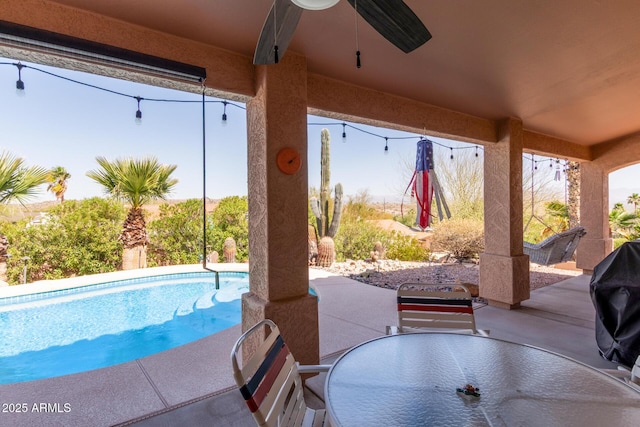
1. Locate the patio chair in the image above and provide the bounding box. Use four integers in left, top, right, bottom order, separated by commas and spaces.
523, 226, 586, 266
231, 319, 331, 427
601, 355, 640, 392
386, 283, 489, 336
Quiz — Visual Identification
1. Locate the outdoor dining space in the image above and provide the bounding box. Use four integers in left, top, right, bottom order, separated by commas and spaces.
123, 270, 640, 427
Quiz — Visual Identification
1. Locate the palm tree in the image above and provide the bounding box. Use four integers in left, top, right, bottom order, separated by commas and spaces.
627, 193, 640, 212
609, 207, 639, 240
0, 151, 48, 205
0, 150, 48, 281
87, 156, 178, 270
544, 200, 569, 234
46, 166, 71, 203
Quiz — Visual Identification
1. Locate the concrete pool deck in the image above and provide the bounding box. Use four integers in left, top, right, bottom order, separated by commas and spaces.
0, 265, 622, 426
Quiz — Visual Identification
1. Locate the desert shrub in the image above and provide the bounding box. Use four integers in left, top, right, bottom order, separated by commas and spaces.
613, 237, 629, 249
333, 219, 430, 262
1, 198, 125, 284
430, 218, 484, 259
333, 219, 390, 261
386, 232, 430, 261
209, 196, 249, 261
394, 208, 417, 228
147, 199, 215, 266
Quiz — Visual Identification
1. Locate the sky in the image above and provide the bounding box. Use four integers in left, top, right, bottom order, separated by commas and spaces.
1, 55, 639, 209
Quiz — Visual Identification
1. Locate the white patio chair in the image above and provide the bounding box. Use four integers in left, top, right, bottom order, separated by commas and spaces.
231, 319, 331, 427
386, 283, 489, 336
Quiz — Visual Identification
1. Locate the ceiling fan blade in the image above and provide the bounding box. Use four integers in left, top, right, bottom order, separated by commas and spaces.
254, 0, 303, 65
346, 0, 431, 53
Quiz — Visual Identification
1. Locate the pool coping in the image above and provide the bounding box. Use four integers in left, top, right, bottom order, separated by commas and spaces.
0, 262, 250, 299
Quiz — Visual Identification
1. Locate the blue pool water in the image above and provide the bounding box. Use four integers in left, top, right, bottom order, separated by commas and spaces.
0, 272, 249, 385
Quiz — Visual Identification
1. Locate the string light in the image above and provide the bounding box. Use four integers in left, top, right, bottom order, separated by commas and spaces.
15, 62, 25, 95
2, 61, 487, 158
2, 61, 244, 125
134, 96, 143, 124
307, 121, 486, 157
221, 100, 228, 126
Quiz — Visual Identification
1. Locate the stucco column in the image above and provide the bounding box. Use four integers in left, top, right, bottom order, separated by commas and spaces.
479, 118, 530, 309
242, 53, 319, 366
576, 162, 613, 272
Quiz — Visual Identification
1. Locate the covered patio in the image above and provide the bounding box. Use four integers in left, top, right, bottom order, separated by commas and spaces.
1, 1, 640, 422
0, 269, 619, 426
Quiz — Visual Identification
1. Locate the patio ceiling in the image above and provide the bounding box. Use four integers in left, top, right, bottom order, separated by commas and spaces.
15, 1, 640, 146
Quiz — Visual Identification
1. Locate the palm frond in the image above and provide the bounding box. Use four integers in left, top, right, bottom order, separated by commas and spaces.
0, 151, 48, 205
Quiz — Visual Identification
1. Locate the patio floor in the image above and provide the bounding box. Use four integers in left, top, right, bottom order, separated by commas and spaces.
0, 268, 619, 427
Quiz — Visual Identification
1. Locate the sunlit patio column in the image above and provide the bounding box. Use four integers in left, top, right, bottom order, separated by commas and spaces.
479, 118, 530, 309
242, 53, 319, 366
576, 162, 613, 272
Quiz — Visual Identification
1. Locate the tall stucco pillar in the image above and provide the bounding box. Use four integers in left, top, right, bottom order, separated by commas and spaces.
576, 162, 613, 272
479, 118, 530, 309
242, 53, 319, 366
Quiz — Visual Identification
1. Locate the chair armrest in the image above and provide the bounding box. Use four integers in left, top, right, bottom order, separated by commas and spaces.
297, 364, 332, 374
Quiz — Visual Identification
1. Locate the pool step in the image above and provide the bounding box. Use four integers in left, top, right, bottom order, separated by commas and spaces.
194, 290, 217, 310
215, 283, 248, 303
174, 289, 219, 317
174, 300, 195, 317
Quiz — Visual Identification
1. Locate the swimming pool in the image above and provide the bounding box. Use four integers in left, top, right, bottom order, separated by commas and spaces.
0, 271, 248, 385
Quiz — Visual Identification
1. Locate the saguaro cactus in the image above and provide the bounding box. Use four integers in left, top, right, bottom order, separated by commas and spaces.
310, 129, 343, 238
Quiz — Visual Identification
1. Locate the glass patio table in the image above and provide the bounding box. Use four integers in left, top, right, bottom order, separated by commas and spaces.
325, 333, 640, 426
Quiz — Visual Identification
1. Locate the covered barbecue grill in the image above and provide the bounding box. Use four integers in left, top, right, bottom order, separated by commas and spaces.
590, 239, 640, 367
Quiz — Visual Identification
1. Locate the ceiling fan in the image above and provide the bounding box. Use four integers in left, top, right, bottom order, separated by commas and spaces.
253, 0, 432, 65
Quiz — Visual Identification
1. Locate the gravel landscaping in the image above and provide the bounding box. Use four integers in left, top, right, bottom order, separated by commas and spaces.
314, 259, 583, 293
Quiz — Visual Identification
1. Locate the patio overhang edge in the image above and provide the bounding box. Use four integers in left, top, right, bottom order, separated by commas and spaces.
306, 73, 497, 145
591, 131, 640, 173
523, 130, 592, 161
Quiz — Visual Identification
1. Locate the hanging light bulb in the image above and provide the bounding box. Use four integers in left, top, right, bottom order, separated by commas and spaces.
134, 96, 143, 125
475, 146, 479, 157
15, 62, 25, 96
450, 147, 454, 160
342, 123, 347, 142
384, 137, 389, 155
221, 101, 228, 126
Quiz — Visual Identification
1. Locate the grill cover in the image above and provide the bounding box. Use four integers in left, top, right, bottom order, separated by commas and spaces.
590, 240, 640, 367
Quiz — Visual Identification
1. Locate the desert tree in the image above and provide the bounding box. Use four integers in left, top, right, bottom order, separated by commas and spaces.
87, 156, 177, 270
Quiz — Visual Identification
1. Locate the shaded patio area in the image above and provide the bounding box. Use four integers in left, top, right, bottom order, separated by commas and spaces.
0, 268, 618, 427
127, 271, 620, 427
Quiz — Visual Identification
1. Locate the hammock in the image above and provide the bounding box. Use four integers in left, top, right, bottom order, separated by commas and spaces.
523, 226, 586, 266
